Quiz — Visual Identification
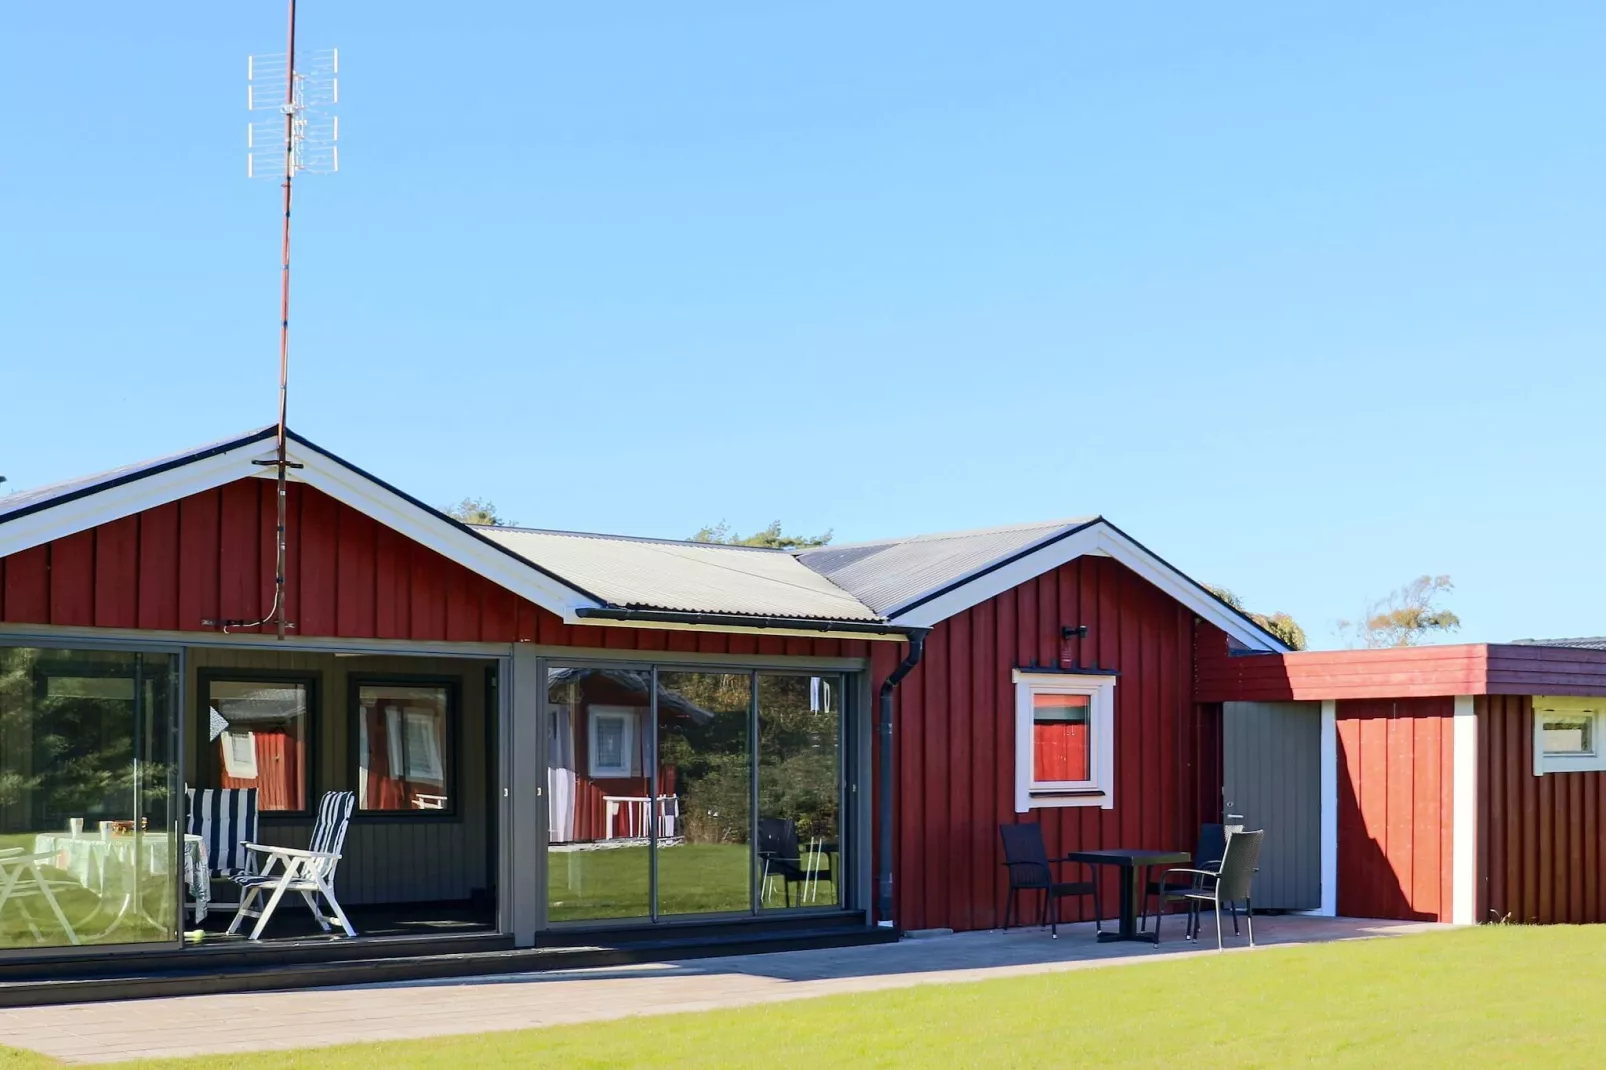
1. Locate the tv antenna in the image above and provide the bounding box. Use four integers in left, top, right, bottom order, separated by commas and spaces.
226, 1, 339, 638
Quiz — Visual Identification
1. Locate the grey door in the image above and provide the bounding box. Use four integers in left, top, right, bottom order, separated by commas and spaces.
1223, 701, 1321, 911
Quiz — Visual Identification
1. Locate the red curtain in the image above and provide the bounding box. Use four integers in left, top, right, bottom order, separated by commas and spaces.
1033, 722, 1090, 782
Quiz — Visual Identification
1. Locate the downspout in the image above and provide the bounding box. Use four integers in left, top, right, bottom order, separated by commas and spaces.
876, 627, 929, 929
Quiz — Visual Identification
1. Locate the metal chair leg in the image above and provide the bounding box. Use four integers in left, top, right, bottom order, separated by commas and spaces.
1245, 898, 1254, 947
1093, 878, 1103, 934
1213, 899, 1223, 951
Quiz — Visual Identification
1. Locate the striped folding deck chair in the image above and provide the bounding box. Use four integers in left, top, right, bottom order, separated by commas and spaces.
185, 787, 260, 914
228, 790, 357, 940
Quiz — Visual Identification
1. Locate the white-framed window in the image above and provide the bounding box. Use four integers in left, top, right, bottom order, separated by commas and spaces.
219, 727, 259, 779
1534, 696, 1606, 774
1013, 670, 1116, 812
589, 706, 641, 778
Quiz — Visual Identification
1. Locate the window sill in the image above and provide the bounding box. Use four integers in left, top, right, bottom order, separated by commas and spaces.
1018, 788, 1113, 812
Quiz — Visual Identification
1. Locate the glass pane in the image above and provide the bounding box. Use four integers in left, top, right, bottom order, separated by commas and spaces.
205, 680, 309, 811
546, 666, 651, 921
356, 684, 451, 812
1543, 714, 1594, 755
757, 674, 841, 910
656, 671, 752, 916
0, 646, 179, 950
1032, 692, 1091, 783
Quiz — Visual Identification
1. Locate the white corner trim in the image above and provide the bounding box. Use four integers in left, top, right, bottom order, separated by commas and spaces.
890, 522, 1285, 653
282, 442, 598, 620
1318, 699, 1338, 917
0, 437, 272, 559
1012, 670, 1117, 813
1452, 695, 1478, 925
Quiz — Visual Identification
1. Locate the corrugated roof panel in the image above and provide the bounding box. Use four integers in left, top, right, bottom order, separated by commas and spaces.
478, 527, 884, 622
1511, 637, 1606, 650
798, 518, 1096, 616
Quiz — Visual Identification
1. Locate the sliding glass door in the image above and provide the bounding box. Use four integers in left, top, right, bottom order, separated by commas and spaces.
654, 672, 751, 917
0, 646, 181, 951
543, 663, 847, 924
757, 674, 842, 910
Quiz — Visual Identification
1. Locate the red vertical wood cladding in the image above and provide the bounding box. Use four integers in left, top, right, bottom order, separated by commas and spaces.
879, 555, 1207, 933
0, 478, 866, 662
1335, 698, 1455, 921
1480, 694, 1606, 924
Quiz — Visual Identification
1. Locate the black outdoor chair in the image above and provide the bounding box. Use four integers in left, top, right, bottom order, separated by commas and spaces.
1164, 828, 1265, 949
757, 817, 832, 907
1140, 822, 1227, 934
998, 823, 1102, 938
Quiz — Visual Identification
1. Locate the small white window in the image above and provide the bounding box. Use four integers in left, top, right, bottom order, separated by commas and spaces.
589, 706, 641, 778
1535, 697, 1606, 774
1013, 671, 1116, 812
220, 728, 259, 779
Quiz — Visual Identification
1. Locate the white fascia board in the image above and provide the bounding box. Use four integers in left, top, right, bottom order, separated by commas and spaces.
891, 526, 1106, 629
889, 521, 1286, 653
287, 442, 598, 620
0, 438, 271, 560
1092, 526, 1286, 652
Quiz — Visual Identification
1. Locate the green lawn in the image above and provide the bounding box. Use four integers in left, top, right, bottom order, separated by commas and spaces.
547, 842, 838, 921
0, 833, 174, 950
6, 925, 1606, 1067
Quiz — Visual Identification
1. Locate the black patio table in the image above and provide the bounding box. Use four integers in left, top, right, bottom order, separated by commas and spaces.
1064, 848, 1191, 944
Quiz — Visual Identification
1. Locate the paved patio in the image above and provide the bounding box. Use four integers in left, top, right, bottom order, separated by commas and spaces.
0, 915, 1444, 1064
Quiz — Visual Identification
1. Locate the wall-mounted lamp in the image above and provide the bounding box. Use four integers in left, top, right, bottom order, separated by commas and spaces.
1061, 625, 1088, 641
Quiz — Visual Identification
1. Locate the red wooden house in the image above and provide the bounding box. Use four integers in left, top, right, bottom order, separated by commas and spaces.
0, 422, 1409, 999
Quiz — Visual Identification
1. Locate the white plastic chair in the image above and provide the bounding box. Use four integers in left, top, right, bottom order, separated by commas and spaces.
227, 791, 356, 940
0, 848, 79, 945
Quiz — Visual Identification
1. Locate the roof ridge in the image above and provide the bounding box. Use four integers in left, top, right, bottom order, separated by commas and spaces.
476, 525, 795, 553
810, 517, 1099, 553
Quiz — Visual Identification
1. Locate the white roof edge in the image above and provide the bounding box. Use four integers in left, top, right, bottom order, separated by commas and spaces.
0, 430, 601, 622
0, 434, 273, 560
285, 439, 599, 617
886, 520, 1289, 652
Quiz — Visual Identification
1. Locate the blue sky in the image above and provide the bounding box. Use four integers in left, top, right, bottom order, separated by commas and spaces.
3, 2, 1603, 647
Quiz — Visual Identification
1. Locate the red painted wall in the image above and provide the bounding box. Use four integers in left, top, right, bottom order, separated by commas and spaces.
0, 479, 867, 661
1335, 698, 1455, 921
1480, 694, 1606, 924
1, 478, 1223, 933
883, 555, 1214, 933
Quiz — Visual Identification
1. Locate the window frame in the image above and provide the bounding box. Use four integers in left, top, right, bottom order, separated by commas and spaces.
586, 705, 642, 779
196, 669, 319, 819
1534, 696, 1606, 775
1013, 670, 1117, 812
347, 673, 461, 820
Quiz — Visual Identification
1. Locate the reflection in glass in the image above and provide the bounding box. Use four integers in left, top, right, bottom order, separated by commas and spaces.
655, 672, 752, 916
356, 684, 451, 812
546, 666, 652, 921
205, 680, 309, 811
757, 674, 841, 909
0, 646, 179, 950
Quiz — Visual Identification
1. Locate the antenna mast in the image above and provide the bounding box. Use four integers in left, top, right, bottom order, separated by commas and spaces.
233, 4, 338, 637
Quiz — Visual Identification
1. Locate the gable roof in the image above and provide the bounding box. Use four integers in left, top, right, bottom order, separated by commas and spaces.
0, 428, 1287, 649
800, 517, 1290, 651
476, 527, 880, 623
798, 519, 1097, 617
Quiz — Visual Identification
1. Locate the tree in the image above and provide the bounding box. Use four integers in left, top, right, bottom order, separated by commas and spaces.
1340, 575, 1461, 648
1204, 585, 1308, 651
691, 521, 832, 550
446, 497, 513, 527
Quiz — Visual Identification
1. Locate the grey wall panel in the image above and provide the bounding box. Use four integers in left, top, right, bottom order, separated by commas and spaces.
186, 647, 495, 906
1224, 701, 1321, 911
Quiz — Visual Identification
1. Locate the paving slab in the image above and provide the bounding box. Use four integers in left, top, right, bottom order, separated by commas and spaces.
0, 915, 1443, 1064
